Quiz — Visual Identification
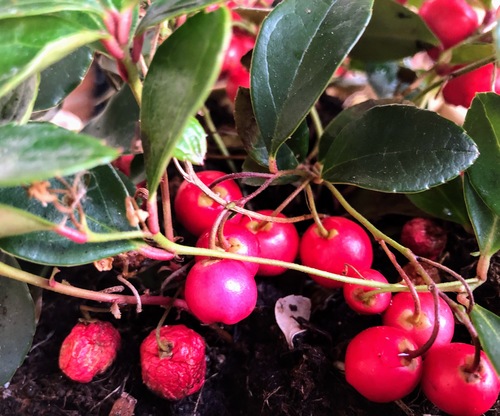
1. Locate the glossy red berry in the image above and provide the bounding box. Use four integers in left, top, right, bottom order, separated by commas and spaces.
59, 320, 121, 383
174, 170, 243, 236
343, 268, 392, 314
221, 32, 255, 75
421, 343, 500, 416
345, 326, 423, 403
140, 325, 206, 401
184, 259, 257, 324
401, 217, 447, 260
226, 64, 250, 102
299, 217, 373, 288
112, 154, 134, 177
195, 221, 261, 276
383, 291, 454, 354
239, 210, 300, 276
442, 63, 495, 108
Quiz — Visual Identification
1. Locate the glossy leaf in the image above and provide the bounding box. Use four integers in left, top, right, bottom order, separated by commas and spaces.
34, 47, 93, 111
141, 8, 230, 197
0, 204, 55, 238
136, 0, 220, 33
0, 123, 120, 187
0, 0, 104, 18
464, 93, 500, 217
172, 117, 207, 165
406, 177, 471, 229
0, 76, 38, 125
0, 14, 104, 99
320, 104, 479, 193
251, 0, 372, 161
0, 253, 36, 385
0, 165, 140, 266
464, 174, 500, 257
83, 85, 139, 152
470, 304, 500, 376
350, 0, 438, 61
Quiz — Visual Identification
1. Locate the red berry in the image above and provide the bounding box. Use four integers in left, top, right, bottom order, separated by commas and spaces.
383, 291, 455, 354
174, 170, 243, 236
343, 268, 392, 314
221, 32, 255, 75
401, 217, 447, 260
421, 343, 500, 416
419, 0, 478, 50
299, 217, 373, 288
140, 325, 206, 401
59, 320, 121, 383
195, 222, 261, 276
184, 259, 257, 324
226, 64, 250, 102
239, 210, 300, 276
112, 154, 134, 177
442, 63, 495, 108
345, 326, 423, 403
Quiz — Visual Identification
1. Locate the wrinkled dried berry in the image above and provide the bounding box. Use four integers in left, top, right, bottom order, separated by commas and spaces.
401, 217, 447, 260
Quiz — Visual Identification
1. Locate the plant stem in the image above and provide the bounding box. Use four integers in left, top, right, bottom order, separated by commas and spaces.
122, 56, 143, 106
160, 171, 175, 241
305, 184, 329, 237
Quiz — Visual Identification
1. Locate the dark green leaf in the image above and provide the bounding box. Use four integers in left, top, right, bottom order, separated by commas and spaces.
0, 252, 36, 385
0, 204, 55, 238
141, 8, 230, 196
406, 177, 471, 229
34, 47, 93, 111
464, 93, 500, 218
0, 15, 104, 99
0, 0, 104, 18
0, 165, 140, 266
464, 173, 500, 257
137, 0, 220, 33
0, 123, 120, 187
470, 304, 500, 377
172, 117, 207, 165
320, 104, 479, 193
251, 0, 372, 161
83, 85, 139, 152
350, 0, 438, 62
0, 76, 38, 125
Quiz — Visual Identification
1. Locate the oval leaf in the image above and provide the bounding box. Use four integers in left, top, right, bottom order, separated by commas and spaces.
0, 253, 36, 385
141, 8, 231, 197
464, 93, 500, 218
0, 165, 140, 266
172, 117, 207, 165
0, 0, 104, 18
0, 204, 55, 238
470, 304, 500, 376
0, 76, 38, 125
251, 0, 372, 159
0, 123, 120, 187
320, 104, 479, 193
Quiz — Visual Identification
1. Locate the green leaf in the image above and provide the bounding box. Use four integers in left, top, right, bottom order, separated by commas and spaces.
464, 93, 500, 218
0, 14, 104, 99
34, 47, 93, 111
141, 8, 231, 197
172, 117, 207, 165
406, 177, 471, 229
251, 0, 372, 161
83, 85, 139, 152
0, 165, 140, 266
451, 42, 496, 65
470, 304, 500, 377
0, 204, 55, 238
464, 173, 500, 257
0, 0, 104, 18
350, 0, 438, 62
0, 123, 120, 187
0, 252, 36, 385
136, 0, 220, 33
320, 104, 479, 193
0, 76, 38, 125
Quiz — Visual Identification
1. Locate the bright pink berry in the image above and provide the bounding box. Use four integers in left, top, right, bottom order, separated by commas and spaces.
343, 268, 392, 314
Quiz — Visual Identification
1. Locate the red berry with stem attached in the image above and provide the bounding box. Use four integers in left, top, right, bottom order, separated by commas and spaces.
401, 217, 447, 260
174, 170, 243, 237
239, 210, 300, 276
343, 268, 392, 314
59, 320, 121, 383
299, 217, 373, 288
383, 291, 454, 354
184, 259, 257, 324
421, 343, 500, 416
140, 325, 206, 401
195, 221, 261, 276
345, 326, 423, 403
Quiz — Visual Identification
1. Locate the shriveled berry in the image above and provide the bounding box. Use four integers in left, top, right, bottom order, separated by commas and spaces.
140, 325, 206, 401
401, 217, 447, 260
59, 320, 121, 383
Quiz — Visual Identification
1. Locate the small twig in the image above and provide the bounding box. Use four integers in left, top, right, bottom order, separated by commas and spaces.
117, 275, 142, 313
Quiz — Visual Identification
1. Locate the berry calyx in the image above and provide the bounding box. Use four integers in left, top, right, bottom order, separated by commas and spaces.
140, 325, 206, 401
343, 268, 392, 314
